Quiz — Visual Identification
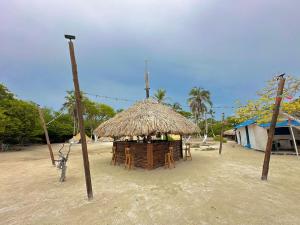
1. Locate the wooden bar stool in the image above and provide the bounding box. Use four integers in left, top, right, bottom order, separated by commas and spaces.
124, 147, 134, 170
111, 146, 117, 165
184, 143, 192, 161
165, 146, 175, 169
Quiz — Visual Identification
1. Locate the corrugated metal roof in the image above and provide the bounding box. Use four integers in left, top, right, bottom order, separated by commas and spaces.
259, 120, 300, 128
236, 117, 300, 129
235, 118, 257, 129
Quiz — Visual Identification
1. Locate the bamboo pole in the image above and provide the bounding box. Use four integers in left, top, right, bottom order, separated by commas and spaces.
289, 125, 299, 158
219, 112, 225, 155
38, 106, 55, 165
65, 35, 93, 200
261, 74, 286, 180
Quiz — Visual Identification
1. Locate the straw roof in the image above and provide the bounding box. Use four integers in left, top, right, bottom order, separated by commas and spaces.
69, 133, 92, 143
224, 129, 235, 136
94, 99, 199, 137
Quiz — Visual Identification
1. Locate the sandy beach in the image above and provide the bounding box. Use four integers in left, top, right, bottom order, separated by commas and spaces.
0, 141, 299, 225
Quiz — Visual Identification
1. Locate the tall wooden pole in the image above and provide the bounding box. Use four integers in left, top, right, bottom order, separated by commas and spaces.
38, 106, 55, 165
180, 135, 183, 158
261, 74, 286, 180
65, 35, 93, 200
144, 60, 150, 99
219, 112, 225, 155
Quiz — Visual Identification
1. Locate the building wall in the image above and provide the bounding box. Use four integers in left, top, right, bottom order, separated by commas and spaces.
250, 125, 268, 150
247, 125, 255, 148
237, 127, 248, 147
237, 125, 300, 151
236, 124, 268, 150
236, 129, 241, 145
272, 126, 300, 150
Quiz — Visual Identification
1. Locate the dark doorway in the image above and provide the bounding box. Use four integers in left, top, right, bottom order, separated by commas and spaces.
245, 126, 251, 148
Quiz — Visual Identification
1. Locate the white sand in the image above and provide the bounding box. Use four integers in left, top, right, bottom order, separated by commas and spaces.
0, 141, 300, 225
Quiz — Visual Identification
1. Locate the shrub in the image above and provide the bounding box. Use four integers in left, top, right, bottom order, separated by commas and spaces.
213, 135, 227, 143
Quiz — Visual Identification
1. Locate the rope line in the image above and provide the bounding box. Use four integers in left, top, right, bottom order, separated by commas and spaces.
84, 91, 238, 109
46, 110, 66, 126
45, 90, 282, 126
83, 92, 136, 102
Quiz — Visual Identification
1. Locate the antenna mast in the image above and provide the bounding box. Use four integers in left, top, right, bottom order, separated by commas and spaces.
144, 60, 150, 99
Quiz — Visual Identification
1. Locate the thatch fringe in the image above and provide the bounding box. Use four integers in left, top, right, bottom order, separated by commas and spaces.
94, 99, 199, 137
224, 129, 235, 136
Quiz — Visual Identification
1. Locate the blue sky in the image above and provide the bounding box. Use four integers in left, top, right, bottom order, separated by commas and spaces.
1, 0, 299, 119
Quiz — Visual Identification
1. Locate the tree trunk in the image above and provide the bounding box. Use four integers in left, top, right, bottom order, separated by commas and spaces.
205, 113, 208, 136
210, 122, 215, 137
73, 117, 76, 136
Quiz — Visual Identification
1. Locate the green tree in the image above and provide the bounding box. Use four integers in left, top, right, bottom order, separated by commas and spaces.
154, 88, 167, 103
0, 108, 7, 136
0, 84, 44, 144
0, 84, 14, 100
168, 102, 192, 119
62, 91, 116, 138
62, 90, 89, 135
179, 110, 193, 119
116, 109, 124, 113
0, 84, 117, 145
236, 75, 300, 123
84, 99, 115, 138
171, 102, 182, 112
188, 87, 212, 137
42, 108, 73, 143
208, 116, 238, 137
1, 98, 42, 144
62, 90, 78, 135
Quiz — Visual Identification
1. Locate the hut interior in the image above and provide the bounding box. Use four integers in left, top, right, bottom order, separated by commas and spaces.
94, 99, 198, 169
112, 136, 182, 169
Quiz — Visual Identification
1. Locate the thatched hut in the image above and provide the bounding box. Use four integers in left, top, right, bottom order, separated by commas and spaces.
94, 99, 198, 169
223, 129, 236, 140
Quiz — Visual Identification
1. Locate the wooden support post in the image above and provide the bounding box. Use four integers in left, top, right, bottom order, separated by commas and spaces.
219, 112, 225, 155
289, 125, 299, 158
65, 35, 93, 200
261, 74, 286, 180
180, 135, 183, 158
37, 106, 55, 166
147, 143, 153, 169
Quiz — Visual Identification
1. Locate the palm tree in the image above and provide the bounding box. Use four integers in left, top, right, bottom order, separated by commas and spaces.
172, 102, 182, 112
62, 91, 77, 135
154, 89, 166, 103
188, 87, 212, 139
62, 91, 87, 136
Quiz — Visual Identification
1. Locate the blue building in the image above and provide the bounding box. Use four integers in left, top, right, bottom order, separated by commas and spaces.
235, 114, 300, 153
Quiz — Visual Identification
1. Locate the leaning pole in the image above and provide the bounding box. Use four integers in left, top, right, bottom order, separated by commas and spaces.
261, 74, 286, 181
64, 34, 93, 200
37, 105, 55, 165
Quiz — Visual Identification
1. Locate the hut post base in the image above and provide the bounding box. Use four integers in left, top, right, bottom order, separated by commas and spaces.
147, 143, 154, 170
